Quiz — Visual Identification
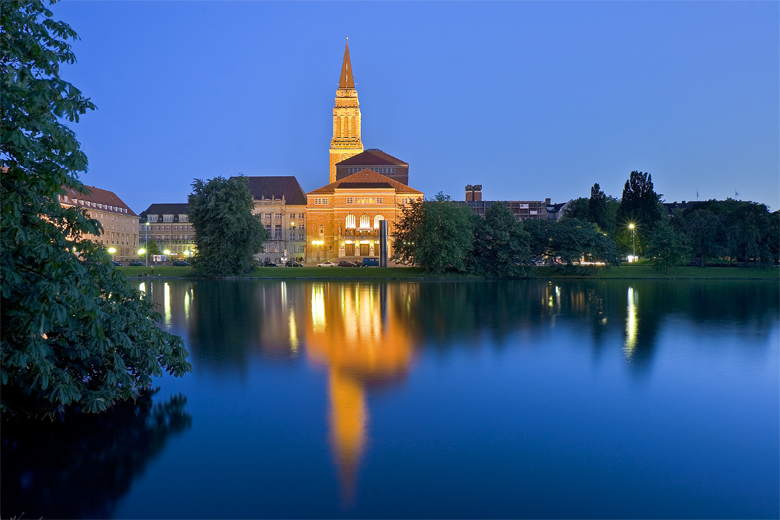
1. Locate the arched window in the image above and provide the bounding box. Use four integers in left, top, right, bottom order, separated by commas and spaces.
359, 214, 370, 229
345, 215, 356, 229
319, 225, 324, 236
374, 215, 384, 229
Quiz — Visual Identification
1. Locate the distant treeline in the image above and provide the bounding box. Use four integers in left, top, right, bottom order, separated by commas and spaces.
393, 171, 779, 276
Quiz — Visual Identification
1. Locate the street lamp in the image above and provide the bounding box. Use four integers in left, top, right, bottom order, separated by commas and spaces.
108, 247, 116, 262
628, 223, 636, 261
138, 248, 146, 266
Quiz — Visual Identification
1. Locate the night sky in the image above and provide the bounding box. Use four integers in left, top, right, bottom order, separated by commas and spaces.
52, 1, 779, 214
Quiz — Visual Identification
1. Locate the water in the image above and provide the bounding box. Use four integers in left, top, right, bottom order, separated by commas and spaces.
3, 280, 778, 518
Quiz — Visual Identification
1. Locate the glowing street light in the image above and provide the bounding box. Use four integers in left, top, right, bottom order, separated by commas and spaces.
108, 247, 116, 262
628, 223, 636, 261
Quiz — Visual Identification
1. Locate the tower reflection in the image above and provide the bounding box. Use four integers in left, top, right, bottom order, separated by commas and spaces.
304, 282, 417, 504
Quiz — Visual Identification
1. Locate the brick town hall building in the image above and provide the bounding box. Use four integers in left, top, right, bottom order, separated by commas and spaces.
306, 40, 423, 263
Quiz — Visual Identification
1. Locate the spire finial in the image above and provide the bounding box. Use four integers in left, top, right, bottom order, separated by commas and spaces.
339, 39, 354, 89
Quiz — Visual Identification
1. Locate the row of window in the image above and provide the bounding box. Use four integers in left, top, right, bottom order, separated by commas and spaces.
142, 225, 194, 232
146, 215, 188, 223
313, 198, 328, 205
61, 196, 129, 214
346, 197, 383, 204
344, 214, 384, 230
347, 167, 397, 175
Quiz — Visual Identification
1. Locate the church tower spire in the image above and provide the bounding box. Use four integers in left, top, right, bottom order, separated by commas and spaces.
329, 38, 363, 183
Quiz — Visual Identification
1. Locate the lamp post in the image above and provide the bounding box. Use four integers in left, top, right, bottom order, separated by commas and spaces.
108, 247, 116, 263
138, 248, 146, 266
628, 223, 636, 261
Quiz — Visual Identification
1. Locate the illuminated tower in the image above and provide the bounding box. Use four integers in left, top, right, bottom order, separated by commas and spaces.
329, 39, 364, 184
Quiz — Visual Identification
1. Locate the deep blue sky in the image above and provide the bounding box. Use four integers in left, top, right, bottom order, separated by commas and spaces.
53, 1, 779, 214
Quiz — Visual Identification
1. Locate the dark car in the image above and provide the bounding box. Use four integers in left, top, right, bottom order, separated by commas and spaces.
129, 260, 145, 266
263, 260, 277, 267
285, 260, 302, 267
111, 260, 122, 266
172, 260, 190, 266
362, 257, 379, 267
338, 260, 356, 267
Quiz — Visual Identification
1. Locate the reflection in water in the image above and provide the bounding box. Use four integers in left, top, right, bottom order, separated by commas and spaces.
625, 286, 638, 357
164, 282, 171, 325
137, 279, 778, 510
305, 283, 416, 505
1, 393, 191, 519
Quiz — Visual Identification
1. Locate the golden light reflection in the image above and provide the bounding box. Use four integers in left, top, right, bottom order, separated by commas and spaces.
139, 282, 146, 293
305, 283, 415, 504
164, 282, 171, 325
624, 286, 638, 357
184, 289, 190, 321
289, 308, 299, 356
312, 283, 326, 333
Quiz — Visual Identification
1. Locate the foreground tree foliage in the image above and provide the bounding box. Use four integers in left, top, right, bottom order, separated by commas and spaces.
1, 0, 191, 418
188, 176, 269, 277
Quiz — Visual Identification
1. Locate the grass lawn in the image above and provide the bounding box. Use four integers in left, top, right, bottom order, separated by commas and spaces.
117, 264, 779, 280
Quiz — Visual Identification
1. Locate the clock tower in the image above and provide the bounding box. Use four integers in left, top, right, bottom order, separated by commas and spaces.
329, 39, 364, 184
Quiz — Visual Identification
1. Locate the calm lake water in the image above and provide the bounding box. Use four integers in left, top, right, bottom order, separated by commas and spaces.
3, 279, 779, 519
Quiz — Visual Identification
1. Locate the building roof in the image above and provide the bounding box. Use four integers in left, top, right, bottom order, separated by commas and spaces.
335, 149, 408, 167
243, 176, 307, 206
339, 39, 355, 89
309, 169, 423, 195
61, 185, 137, 216
140, 203, 189, 218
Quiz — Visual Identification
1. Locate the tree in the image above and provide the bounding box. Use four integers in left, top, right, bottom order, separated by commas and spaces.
562, 197, 589, 220
588, 183, 607, 230
392, 193, 474, 273
646, 219, 689, 274
145, 238, 161, 257
683, 209, 724, 266
188, 176, 269, 277
469, 203, 532, 278
523, 218, 620, 271
616, 171, 662, 231
1, 0, 191, 418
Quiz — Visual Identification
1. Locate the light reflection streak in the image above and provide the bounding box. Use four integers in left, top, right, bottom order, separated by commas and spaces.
289, 308, 299, 356
624, 287, 638, 357
164, 283, 171, 325
312, 283, 325, 332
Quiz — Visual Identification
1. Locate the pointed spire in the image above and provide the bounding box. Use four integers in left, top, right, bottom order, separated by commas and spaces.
339, 38, 355, 89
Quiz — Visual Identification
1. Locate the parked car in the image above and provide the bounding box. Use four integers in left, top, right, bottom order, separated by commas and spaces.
285, 260, 302, 267
111, 260, 122, 266
129, 260, 145, 266
338, 260, 356, 267
263, 260, 277, 267
172, 260, 190, 266
362, 257, 379, 267
317, 261, 336, 267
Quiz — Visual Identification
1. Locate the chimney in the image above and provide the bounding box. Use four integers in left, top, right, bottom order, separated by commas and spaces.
545, 198, 551, 205
465, 185, 482, 202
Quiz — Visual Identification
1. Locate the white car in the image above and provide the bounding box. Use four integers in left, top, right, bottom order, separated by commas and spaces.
317, 261, 337, 267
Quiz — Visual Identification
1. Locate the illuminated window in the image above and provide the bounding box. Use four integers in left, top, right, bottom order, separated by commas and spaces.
345, 214, 356, 229
374, 215, 384, 229
359, 214, 370, 228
